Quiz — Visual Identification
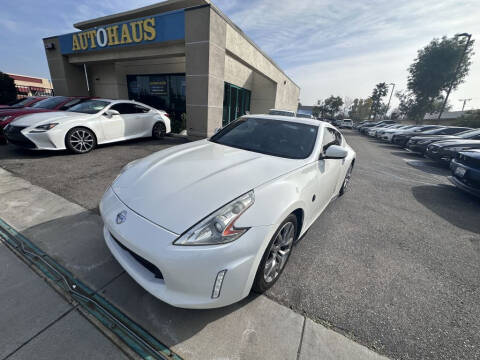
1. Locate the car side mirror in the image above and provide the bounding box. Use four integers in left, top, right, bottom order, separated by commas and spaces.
320, 145, 348, 160
104, 109, 120, 118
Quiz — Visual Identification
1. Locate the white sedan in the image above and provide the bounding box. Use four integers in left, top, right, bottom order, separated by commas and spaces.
4, 99, 171, 154
100, 115, 356, 308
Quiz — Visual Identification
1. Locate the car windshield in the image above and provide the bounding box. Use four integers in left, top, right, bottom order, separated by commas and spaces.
297, 113, 312, 119
269, 110, 295, 117
67, 100, 111, 114
210, 117, 318, 159
31, 96, 68, 109
459, 129, 480, 138
10, 98, 34, 108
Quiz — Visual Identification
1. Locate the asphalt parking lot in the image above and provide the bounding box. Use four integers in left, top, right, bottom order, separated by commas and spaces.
1, 130, 479, 360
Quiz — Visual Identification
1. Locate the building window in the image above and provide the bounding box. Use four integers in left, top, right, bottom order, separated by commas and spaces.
222, 82, 251, 126
127, 74, 186, 133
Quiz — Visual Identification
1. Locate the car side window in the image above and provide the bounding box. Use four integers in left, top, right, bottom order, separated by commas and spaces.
110, 103, 140, 114
134, 104, 150, 113
331, 128, 343, 146
322, 128, 338, 151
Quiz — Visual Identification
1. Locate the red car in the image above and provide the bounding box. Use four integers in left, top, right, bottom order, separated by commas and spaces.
0, 96, 47, 110
0, 96, 90, 143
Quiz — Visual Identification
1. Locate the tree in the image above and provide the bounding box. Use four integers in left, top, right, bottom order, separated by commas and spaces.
0, 72, 16, 104
342, 97, 353, 117
452, 110, 480, 128
401, 35, 475, 122
369, 82, 388, 120
323, 95, 344, 119
349, 98, 373, 121
396, 90, 453, 124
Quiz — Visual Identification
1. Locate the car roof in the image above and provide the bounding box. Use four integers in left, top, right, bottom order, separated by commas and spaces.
246, 114, 321, 127
268, 109, 296, 113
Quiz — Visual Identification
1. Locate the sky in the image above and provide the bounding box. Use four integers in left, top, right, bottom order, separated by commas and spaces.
1, 0, 479, 111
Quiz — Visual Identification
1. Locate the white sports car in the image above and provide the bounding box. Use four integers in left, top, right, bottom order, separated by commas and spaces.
4, 99, 171, 153
100, 115, 356, 308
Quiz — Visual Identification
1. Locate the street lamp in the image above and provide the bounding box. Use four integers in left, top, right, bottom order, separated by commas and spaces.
437, 33, 472, 120
385, 83, 395, 118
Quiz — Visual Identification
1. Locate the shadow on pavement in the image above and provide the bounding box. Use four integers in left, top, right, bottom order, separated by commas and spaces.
389, 150, 424, 158
405, 159, 450, 176
0, 144, 65, 159
412, 184, 480, 234
0, 135, 187, 160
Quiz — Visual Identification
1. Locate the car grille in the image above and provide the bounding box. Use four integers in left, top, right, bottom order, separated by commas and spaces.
4, 125, 37, 148
110, 232, 164, 279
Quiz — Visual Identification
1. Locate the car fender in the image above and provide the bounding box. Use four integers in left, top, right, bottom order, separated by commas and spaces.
152, 114, 171, 134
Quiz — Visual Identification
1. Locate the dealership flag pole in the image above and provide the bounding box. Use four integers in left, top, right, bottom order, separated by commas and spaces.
83, 64, 90, 94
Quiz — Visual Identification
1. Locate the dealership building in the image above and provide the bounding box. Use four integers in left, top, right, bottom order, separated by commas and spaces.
43, 0, 299, 138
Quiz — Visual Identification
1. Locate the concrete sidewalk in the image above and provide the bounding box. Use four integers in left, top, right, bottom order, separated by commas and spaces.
0, 167, 389, 360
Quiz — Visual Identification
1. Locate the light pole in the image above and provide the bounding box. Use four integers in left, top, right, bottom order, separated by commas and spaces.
438, 33, 472, 120
459, 98, 472, 111
385, 83, 395, 119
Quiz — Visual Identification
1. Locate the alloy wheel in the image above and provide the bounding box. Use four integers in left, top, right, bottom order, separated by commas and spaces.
70, 129, 94, 153
153, 122, 166, 139
264, 221, 295, 283
343, 166, 353, 192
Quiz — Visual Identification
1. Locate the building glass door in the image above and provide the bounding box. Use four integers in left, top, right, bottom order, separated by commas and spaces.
222, 82, 251, 126
127, 74, 186, 133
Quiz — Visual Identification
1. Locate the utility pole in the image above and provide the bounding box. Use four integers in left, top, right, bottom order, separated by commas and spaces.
459, 98, 472, 111
385, 83, 395, 119
438, 33, 472, 120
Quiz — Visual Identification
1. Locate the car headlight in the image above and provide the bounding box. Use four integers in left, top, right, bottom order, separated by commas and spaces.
0, 115, 12, 122
30, 123, 58, 133
174, 190, 255, 246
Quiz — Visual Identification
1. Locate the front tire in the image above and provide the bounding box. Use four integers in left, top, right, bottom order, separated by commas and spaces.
252, 214, 297, 293
339, 163, 353, 196
65, 127, 96, 154
152, 122, 166, 139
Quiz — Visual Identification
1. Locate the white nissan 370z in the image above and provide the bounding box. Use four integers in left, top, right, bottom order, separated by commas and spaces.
100, 115, 356, 309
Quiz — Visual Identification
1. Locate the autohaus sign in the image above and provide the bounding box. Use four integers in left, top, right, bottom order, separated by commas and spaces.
58, 10, 185, 54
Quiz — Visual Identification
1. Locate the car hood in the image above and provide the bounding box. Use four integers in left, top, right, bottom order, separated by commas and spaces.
431, 139, 480, 148
11, 111, 90, 127
0, 107, 52, 117
112, 140, 307, 234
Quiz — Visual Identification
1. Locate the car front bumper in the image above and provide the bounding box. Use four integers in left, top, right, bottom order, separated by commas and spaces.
406, 143, 429, 154
4, 125, 66, 150
100, 186, 274, 309
448, 160, 480, 198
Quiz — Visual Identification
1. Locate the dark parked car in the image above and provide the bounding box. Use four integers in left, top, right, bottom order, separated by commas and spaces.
0, 96, 47, 110
425, 135, 480, 164
391, 125, 444, 146
449, 150, 480, 198
0, 96, 90, 143
405, 127, 473, 154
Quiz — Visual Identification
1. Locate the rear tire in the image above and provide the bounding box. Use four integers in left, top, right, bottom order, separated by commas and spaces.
252, 214, 297, 293
65, 127, 96, 154
152, 122, 166, 139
